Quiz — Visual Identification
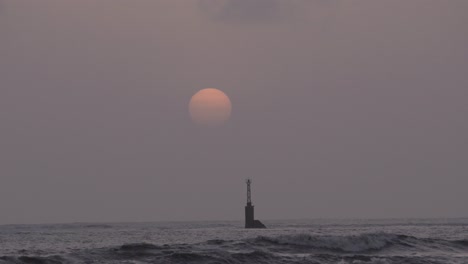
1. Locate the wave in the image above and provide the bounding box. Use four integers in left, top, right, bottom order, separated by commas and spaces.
168, 252, 223, 262
252, 233, 402, 252
1, 233, 466, 264
82, 224, 114, 229
230, 250, 277, 263
113, 242, 167, 259
251, 233, 468, 253
0, 255, 65, 264
455, 239, 468, 246
119, 242, 164, 251
0, 254, 450, 264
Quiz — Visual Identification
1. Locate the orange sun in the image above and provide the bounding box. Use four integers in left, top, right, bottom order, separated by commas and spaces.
189, 88, 232, 125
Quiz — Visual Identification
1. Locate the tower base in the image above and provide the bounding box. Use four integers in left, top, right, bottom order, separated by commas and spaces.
246, 220, 266, 229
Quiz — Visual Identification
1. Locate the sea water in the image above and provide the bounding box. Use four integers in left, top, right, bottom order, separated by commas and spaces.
0, 218, 467, 263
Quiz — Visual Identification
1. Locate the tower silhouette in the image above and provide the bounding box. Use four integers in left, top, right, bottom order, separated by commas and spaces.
245, 179, 266, 229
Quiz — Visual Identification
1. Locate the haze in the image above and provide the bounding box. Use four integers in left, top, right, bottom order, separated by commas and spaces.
0, 0, 467, 225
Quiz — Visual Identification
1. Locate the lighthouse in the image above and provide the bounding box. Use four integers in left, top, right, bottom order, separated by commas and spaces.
245, 179, 266, 229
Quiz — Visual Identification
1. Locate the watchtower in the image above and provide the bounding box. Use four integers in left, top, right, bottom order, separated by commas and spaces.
244, 179, 266, 229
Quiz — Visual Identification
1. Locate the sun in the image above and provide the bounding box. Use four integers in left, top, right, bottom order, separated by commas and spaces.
189, 88, 232, 125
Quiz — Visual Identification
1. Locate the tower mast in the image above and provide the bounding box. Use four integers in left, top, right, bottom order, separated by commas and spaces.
246, 179, 252, 205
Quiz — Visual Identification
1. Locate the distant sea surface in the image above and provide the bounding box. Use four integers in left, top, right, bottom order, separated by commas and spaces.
1, 218, 467, 263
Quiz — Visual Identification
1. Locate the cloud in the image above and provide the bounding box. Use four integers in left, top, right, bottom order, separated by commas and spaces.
198, 0, 282, 23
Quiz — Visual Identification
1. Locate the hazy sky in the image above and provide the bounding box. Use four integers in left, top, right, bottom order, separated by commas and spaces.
1, 0, 467, 225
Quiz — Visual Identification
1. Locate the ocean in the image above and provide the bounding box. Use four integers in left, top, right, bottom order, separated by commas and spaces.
0, 218, 467, 263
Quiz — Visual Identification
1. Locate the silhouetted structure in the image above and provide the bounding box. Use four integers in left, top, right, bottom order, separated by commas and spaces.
245, 179, 266, 229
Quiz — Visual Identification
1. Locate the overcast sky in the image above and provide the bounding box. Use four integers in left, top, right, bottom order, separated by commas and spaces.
1, 0, 467, 225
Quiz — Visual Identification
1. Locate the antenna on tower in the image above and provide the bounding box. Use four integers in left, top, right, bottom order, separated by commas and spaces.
246, 178, 252, 205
